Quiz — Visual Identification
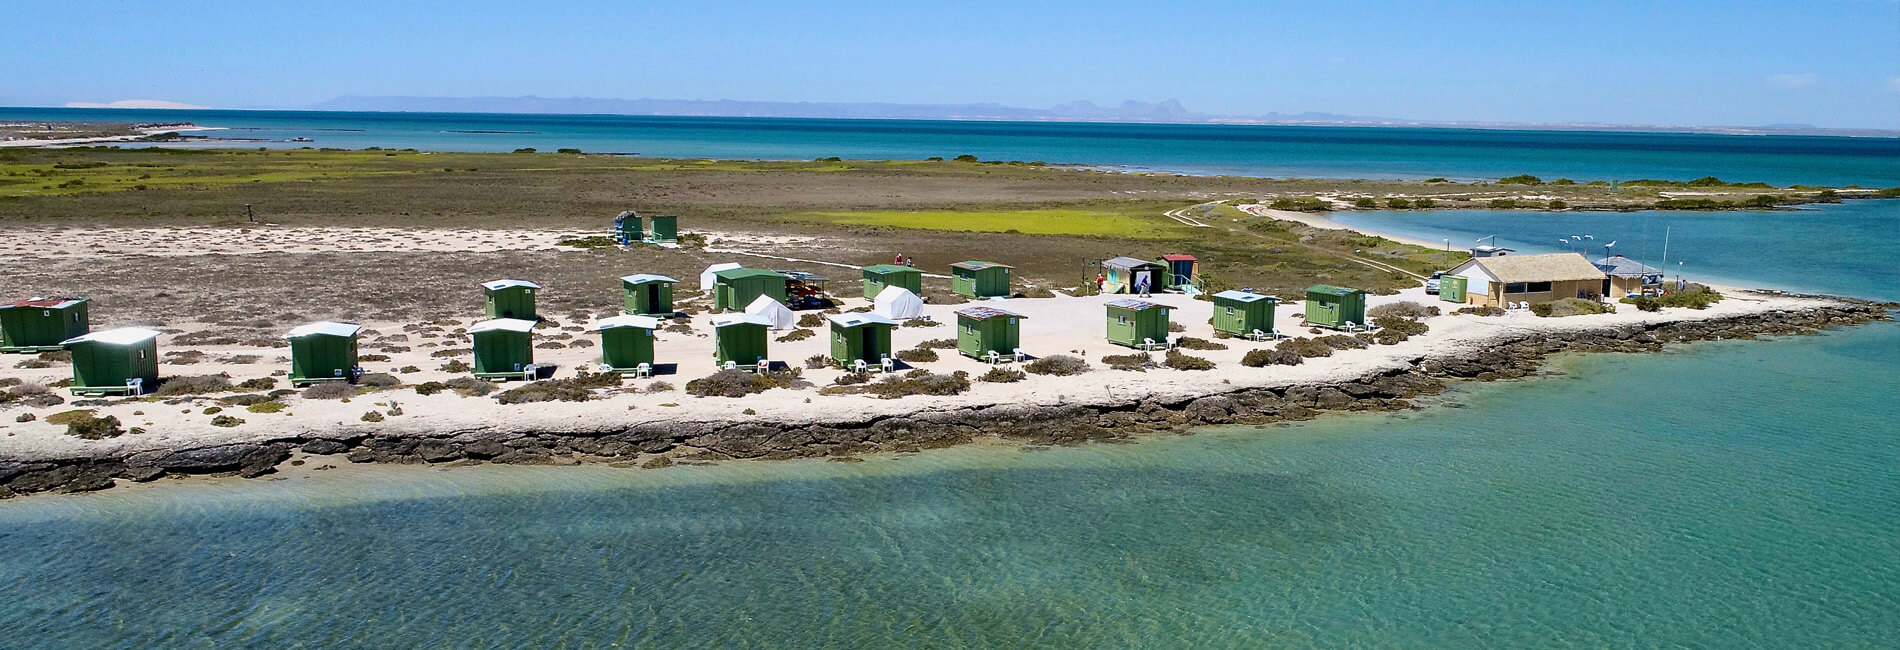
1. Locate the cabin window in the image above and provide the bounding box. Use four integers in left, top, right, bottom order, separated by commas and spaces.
1225, 307, 1235, 316
965, 324, 976, 335
1008, 318, 1016, 326
43, 310, 51, 317
1118, 315, 1128, 325
1504, 283, 1528, 293
139, 349, 146, 359
1527, 281, 1553, 292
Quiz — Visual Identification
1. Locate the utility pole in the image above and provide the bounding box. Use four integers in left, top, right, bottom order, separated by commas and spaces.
244, 204, 255, 224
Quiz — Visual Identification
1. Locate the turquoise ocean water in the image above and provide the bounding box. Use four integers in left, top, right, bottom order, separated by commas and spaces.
4, 107, 1898, 186
1, 112, 1897, 646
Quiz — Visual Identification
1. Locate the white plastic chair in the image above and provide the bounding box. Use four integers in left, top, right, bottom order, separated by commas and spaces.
880, 355, 895, 373
522, 364, 539, 382
723, 360, 738, 371
1248, 329, 1266, 341
634, 363, 652, 379
755, 357, 769, 374
1013, 348, 1027, 363
986, 350, 1001, 365
1141, 337, 1158, 351
852, 359, 868, 374
124, 377, 144, 396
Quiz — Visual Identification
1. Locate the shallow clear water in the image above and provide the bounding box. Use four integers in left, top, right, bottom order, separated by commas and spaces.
5, 106, 1898, 186
1, 322, 1896, 647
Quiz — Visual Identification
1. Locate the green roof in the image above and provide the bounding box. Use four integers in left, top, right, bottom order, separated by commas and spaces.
951, 261, 1011, 271
1306, 285, 1361, 297
861, 264, 922, 275
715, 268, 789, 281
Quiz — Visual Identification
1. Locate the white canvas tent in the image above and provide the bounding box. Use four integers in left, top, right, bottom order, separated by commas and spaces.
699, 263, 743, 290
744, 295, 797, 330
872, 286, 924, 320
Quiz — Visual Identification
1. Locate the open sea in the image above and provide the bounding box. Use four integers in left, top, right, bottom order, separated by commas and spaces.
1, 110, 1897, 647
5, 106, 1899, 186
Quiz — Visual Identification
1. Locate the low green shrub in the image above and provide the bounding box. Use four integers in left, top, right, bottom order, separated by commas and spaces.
1175, 337, 1228, 351
444, 377, 496, 397
775, 328, 815, 342
1163, 349, 1214, 371
917, 338, 958, 349
65, 413, 125, 439
685, 369, 801, 397
894, 348, 939, 363
1277, 338, 1334, 358
302, 382, 356, 400
247, 401, 289, 414
209, 415, 244, 428
153, 375, 233, 397
1531, 298, 1612, 317
236, 377, 277, 391
414, 381, 447, 396
1024, 355, 1090, 376
1101, 353, 1151, 371
980, 367, 1026, 383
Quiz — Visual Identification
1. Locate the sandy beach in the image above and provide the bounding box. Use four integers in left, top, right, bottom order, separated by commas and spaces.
0, 279, 1855, 466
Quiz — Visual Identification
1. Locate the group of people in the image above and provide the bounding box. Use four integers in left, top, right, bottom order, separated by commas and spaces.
892, 252, 916, 267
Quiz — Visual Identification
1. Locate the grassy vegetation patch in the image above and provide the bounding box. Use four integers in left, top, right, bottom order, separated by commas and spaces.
798, 205, 1183, 238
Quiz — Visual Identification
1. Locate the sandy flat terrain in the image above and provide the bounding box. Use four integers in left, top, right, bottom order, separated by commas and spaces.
0, 226, 593, 258
0, 282, 1833, 463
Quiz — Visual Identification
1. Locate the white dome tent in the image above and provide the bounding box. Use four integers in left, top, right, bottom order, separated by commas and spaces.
872, 286, 924, 320
699, 262, 742, 290
744, 295, 797, 330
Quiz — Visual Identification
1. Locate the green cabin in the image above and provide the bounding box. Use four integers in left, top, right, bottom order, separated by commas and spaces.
1104, 299, 1172, 348
1211, 290, 1279, 337
594, 315, 660, 373
482, 279, 540, 320
955, 306, 1025, 360
828, 312, 898, 367
1160, 255, 1200, 289
712, 313, 773, 368
469, 318, 537, 380
0, 297, 89, 353
1103, 257, 1167, 294
712, 268, 790, 312
950, 261, 1013, 298
1438, 275, 1468, 303
285, 321, 362, 386
621, 274, 678, 316
61, 327, 161, 396
1304, 285, 1368, 330
860, 264, 925, 299
613, 211, 641, 245
646, 215, 678, 243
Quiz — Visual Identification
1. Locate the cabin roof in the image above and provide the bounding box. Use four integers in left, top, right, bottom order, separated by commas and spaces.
0, 297, 85, 310
468, 318, 538, 334
710, 313, 776, 328
955, 306, 1026, 321
950, 261, 1012, 271
62, 327, 160, 347
1104, 299, 1166, 311
594, 315, 662, 331
1213, 290, 1278, 303
620, 274, 678, 285
1594, 255, 1662, 277
1160, 254, 1198, 262
482, 279, 540, 291
1456, 253, 1607, 283
715, 268, 789, 281
285, 321, 362, 339
828, 313, 900, 328
861, 264, 923, 275
1103, 256, 1163, 269
1306, 285, 1362, 297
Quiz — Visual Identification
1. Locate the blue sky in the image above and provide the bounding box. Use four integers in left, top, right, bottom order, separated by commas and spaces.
7, 0, 1897, 128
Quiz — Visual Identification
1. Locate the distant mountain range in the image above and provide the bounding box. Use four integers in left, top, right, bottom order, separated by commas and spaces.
305, 95, 1900, 137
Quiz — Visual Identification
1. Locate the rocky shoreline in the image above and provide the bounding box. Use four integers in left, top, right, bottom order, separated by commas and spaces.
1, 299, 1889, 499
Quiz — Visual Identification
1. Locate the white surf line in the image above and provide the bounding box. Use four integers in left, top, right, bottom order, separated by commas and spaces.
704, 247, 953, 279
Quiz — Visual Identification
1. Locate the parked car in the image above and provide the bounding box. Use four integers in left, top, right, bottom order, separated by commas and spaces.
1425, 271, 1444, 294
